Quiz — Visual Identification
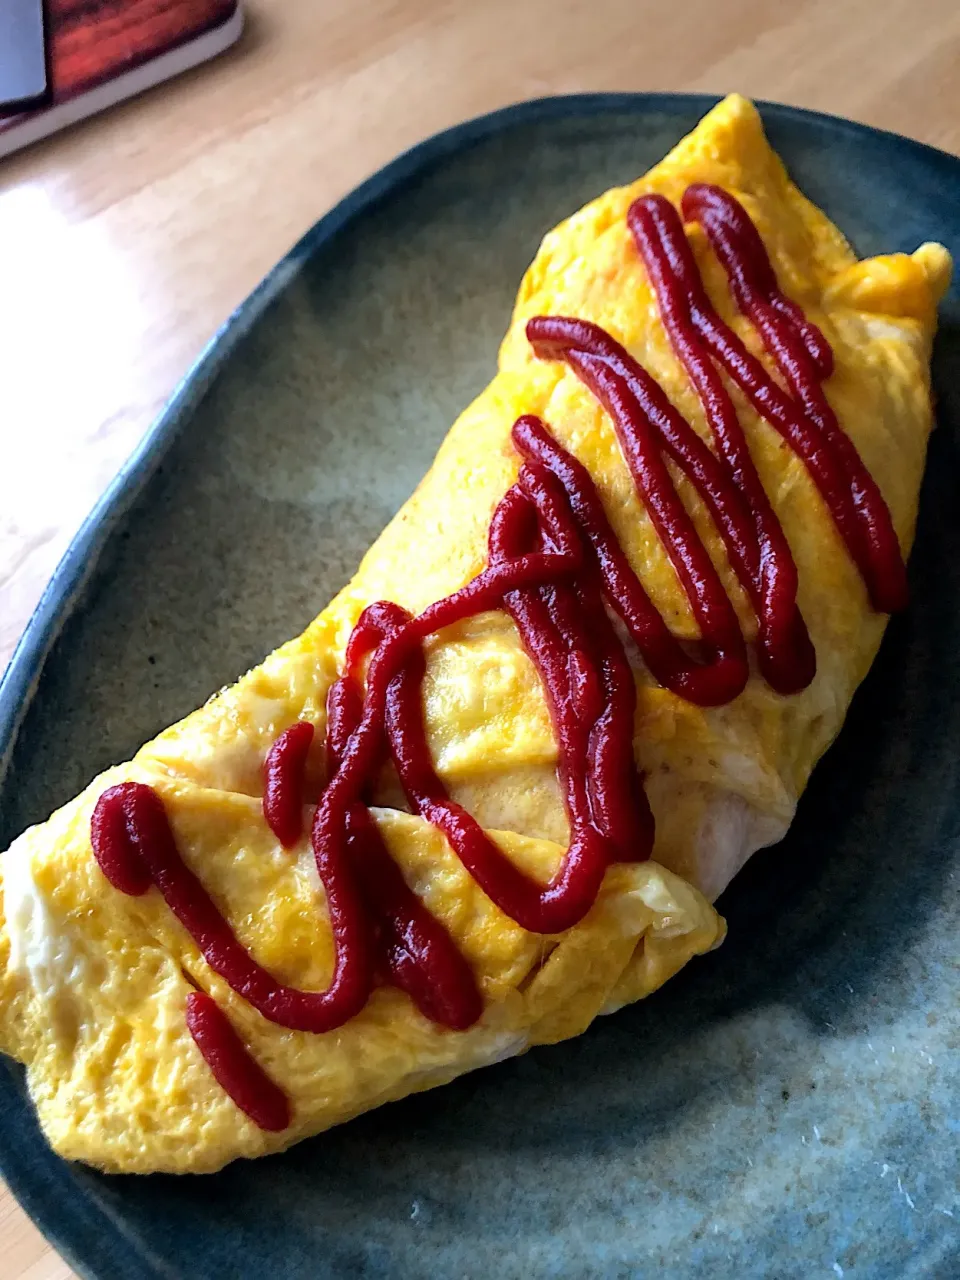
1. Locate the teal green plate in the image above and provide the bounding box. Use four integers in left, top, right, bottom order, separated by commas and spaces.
0, 95, 958, 1279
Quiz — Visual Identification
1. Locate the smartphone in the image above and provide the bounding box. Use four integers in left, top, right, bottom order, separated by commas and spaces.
0, 0, 244, 159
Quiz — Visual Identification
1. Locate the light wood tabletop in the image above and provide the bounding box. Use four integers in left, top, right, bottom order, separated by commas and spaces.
1, 1, 958, 1275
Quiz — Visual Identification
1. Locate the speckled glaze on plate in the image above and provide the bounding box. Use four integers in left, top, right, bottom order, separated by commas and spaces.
0, 94, 958, 1280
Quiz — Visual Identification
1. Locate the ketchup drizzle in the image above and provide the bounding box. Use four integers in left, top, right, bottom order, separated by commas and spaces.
89, 186, 907, 1131
264, 720, 315, 850
623, 195, 815, 693
186, 992, 291, 1132
91, 781, 373, 1035
662, 184, 907, 612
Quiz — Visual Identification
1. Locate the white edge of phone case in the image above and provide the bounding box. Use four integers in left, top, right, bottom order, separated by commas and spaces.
0, 4, 245, 161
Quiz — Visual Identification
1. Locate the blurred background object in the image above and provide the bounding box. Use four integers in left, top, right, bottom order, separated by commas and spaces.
0, 0, 243, 156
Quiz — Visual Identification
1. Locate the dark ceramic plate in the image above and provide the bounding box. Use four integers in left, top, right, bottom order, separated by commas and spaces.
1, 94, 958, 1280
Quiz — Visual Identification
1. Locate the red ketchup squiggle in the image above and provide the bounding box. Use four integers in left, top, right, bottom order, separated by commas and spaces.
323, 676, 483, 1031
185, 992, 290, 1132
619, 196, 815, 694
263, 720, 315, 849
655, 184, 907, 613
91, 781, 373, 1034
89, 186, 907, 1130
310, 491, 646, 940
527, 319, 752, 704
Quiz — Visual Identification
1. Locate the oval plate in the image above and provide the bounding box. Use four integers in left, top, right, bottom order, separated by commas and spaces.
0, 94, 958, 1280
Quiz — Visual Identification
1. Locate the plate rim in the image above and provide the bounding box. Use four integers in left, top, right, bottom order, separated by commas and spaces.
0, 90, 958, 1280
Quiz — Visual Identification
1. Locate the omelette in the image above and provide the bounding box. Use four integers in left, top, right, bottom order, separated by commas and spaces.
0, 94, 951, 1175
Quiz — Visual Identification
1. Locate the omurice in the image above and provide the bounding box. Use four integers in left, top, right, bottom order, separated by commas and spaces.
0, 93, 951, 1174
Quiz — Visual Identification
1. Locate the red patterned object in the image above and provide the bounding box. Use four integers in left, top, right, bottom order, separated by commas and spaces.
0, 0, 242, 157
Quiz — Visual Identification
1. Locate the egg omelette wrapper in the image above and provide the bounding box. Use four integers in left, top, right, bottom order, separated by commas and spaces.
0, 95, 951, 1174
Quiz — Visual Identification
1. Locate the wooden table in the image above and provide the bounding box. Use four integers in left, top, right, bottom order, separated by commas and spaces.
1, 1, 957, 1274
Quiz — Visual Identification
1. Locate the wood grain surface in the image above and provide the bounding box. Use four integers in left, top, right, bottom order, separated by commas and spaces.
0, 1, 958, 1274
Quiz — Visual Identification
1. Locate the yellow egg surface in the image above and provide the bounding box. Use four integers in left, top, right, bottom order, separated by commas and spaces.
0, 94, 950, 1174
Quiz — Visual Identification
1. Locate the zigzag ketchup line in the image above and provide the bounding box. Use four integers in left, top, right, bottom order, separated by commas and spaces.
528, 320, 754, 704
90, 186, 907, 1129
669, 184, 907, 612
618, 196, 816, 694
325, 629, 483, 1031
92, 780, 373, 1034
